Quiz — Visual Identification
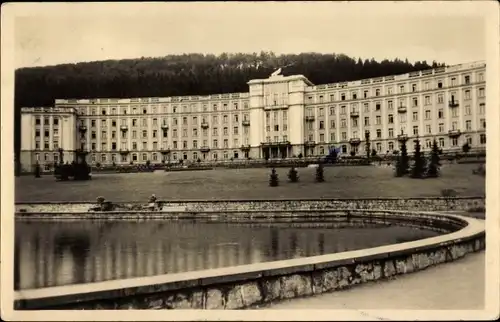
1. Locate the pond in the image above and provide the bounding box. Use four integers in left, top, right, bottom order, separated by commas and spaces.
15, 219, 442, 290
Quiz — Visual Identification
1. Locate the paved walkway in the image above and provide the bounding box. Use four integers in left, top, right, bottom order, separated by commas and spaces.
264, 251, 485, 310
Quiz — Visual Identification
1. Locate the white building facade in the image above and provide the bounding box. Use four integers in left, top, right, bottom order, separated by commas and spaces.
20, 61, 486, 172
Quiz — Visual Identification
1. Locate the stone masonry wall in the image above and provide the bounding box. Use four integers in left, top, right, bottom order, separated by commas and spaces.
15, 197, 485, 214
15, 234, 485, 310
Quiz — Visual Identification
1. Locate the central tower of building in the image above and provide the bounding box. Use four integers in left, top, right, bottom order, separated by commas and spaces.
247, 73, 313, 158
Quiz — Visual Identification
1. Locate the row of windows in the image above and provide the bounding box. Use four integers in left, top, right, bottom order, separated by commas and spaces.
307, 95, 485, 115
334, 103, 483, 117
335, 134, 486, 154
77, 126, 251, 141
307, 123, 485, 142
306, 116, 486, 130
34, 118, 59, 126
78, 137, 251, 151
80, 114, 250, 128
308, 75, 485, 103
72, 101, 250, 116
71, 95, 245, 104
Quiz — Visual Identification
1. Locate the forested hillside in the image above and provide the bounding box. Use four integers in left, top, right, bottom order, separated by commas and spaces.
15, 52, 443, 108
13, 51, 445, 174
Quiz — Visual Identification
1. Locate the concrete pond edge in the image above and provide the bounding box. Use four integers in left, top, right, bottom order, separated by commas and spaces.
14, 209, 485, 310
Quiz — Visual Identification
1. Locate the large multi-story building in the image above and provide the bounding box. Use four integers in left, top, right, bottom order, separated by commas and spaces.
20, 61, 486, 172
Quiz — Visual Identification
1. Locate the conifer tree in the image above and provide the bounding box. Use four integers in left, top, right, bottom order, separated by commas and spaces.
410, 137, 426, 178
34, 162, 41, 178
365, 131, 371, 160
315, 163, 325, 182
395, 138, 410, 177
288, 167, 299, 183
269, 167, 279, 187
426, 139, 441, 178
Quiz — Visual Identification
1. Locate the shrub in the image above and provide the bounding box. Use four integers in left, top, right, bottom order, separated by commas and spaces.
34, 162, 41, 178
472, 163, 486, 177
467, 206, 486, 213
441, 189, 457, 198
96, 196, 106, 204
269, 168, 279, 187
288, 167, 299, 182
298, 153, 303, 159
350, 151, 356, 156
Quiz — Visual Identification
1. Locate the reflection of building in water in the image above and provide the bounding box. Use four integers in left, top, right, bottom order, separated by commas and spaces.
15, 222, 435, 289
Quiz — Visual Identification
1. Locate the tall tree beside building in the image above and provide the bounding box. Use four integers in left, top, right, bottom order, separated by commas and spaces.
395, 138, 410, 177
315, 163, 325, 182
365, 131, 371, 160
288, 167, 299, 183
426, 139, 441, 178
410, 137, 426, 178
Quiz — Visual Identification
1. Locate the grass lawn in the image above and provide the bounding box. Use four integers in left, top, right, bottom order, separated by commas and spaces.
15, 164, 485, 203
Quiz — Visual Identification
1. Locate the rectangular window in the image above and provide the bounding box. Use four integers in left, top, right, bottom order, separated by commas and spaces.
425, 110, 431, 119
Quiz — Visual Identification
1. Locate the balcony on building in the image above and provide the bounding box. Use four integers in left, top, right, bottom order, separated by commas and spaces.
304, 140, 316, 147
305, 116, 315, 122
201, 122, 209, 129
264, 103, 289, 111
161, 124, 169, 130
240, 145, 251, 151
242, 120, 250, 126
448, 129, 461, 137
119, 149, 130, 155
200, 146, 210, 152
397, 106, 407, 113
120, 125, 128, 132
160, 148, 171, 154
261, 140, 291, 147
78, 125, 87, 133
448, 100, 459, 108
349, 138, 361, 145
350, 111, 359, 118
397, 134, 408, 141
75, 148, 89, 155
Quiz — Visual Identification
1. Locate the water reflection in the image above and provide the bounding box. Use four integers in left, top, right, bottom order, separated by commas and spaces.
14, 220, 440, 290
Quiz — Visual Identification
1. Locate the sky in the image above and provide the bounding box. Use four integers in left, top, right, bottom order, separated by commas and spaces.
12, 2, 487, 69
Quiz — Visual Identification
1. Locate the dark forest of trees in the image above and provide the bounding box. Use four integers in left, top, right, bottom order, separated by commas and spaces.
13, 51, 445, 174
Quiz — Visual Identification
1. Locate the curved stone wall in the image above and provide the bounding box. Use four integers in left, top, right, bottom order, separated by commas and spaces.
15, 196, 485, 215
14, 210, 485, 310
